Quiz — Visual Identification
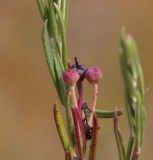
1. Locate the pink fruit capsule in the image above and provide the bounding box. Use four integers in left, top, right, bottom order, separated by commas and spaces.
85, 67, 103, 84
63, 68, 80, 86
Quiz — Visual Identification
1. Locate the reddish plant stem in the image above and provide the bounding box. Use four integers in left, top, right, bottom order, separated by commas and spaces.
131, 146, 140, 160
74, 107, 86, 152
114, 110, 118, 129
65, 151, 71, 160
69, 84, 86, 147
77, 81, 84, 117
72, 107, 82, 160
89, 114, 100, 160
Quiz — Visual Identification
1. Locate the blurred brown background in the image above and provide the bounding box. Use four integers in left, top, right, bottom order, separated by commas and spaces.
0, 0, 152, 159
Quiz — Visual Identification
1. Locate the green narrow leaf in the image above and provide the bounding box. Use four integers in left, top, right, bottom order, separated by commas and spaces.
48, 0, 60, 49
127, 134, 134, 160
120, 32, 136, 130
95, 109, 123, 118
140, 103, 146, 146
54, 3, 68, 69
126, 37, 146, 148
120, 29, 146, 160
114, 111, 126, 160
61, 0, 70, 27
135, 91, 142, 155
36, 0, 48, 21
54, 0, 62, 9
53, 52, 67, 104
42, 21, 55, 81
49, 38, 67, 105
42, 20, 62, 102
50, 38, 65, 71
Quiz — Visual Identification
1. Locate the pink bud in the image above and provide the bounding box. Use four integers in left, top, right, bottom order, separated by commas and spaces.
85, 67, 103, 84
63, 68, 80, 85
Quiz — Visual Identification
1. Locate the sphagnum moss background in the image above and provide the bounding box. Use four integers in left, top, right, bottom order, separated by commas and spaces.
0, 0, 152, 160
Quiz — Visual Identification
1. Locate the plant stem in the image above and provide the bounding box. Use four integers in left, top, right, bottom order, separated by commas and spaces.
89, 115, 99, 160
77, 81, 84, 116
89, 84, 98, 126
70, 85, 78, 109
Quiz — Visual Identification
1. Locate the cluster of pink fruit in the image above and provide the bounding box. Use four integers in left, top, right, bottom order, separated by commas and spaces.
63, 58, 103, 159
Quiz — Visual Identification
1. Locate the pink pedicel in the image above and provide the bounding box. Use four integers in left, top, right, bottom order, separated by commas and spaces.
85, 67, 103, 84
85, 67, 103, 126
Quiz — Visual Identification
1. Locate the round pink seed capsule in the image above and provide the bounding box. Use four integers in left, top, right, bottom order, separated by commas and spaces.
85, 67, 103, 84
63, 68, 80, 85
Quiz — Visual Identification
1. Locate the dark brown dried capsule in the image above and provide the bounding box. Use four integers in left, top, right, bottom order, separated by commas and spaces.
71, 57, 86, 80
